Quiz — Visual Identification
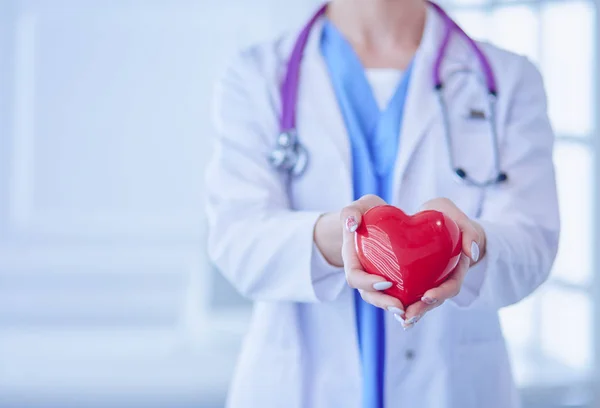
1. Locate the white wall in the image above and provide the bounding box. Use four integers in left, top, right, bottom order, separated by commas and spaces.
0, 1, 319, 407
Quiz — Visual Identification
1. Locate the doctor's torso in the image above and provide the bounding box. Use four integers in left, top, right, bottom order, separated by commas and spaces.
206, 4, 555, 408
275, 22, 508, 220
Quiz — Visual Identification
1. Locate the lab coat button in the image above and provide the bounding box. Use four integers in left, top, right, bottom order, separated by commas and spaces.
405, 350, 415, 360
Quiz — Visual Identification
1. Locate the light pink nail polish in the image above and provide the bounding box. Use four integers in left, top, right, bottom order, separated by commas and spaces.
471, 241, 480, 263
402, 315, 422, 330
405, 316, 419, 325
387, 307, 405, 316
345, 216, 358, 233
373, 281, 393, 291
421, 296, 438, 305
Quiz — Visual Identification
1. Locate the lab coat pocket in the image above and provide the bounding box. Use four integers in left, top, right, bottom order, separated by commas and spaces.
432, 119, 493, 218
228, 346, 297, 408
227, 304, 302, 408
228, 335, 301, 408
448, 117, 498, 188
450, 339, 516, 408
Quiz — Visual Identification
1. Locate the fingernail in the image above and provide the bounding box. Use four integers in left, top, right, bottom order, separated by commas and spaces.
402, 315, 421, 330
345, 216, 358, 233
405, 316, 420, 325
393, 313, 405, 324
387, 306, 405, 316
373, 281, 393, 291
471, 241, 480, 263
421, 296, 438, 305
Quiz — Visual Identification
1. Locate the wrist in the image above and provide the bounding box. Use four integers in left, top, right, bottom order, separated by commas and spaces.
314, 212, 344, 267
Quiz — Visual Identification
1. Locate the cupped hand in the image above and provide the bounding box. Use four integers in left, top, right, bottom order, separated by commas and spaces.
401, 197, 486, 329
340, 195, 407, 319
339, 196, 485, 330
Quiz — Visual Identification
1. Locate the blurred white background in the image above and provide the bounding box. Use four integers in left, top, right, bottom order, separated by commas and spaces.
0, 0, 597, 407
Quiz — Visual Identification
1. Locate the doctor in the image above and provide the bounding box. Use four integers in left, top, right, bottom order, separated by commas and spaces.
205, 0, 560, 407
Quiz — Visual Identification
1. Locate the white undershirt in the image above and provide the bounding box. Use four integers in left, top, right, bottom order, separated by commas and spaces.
365, 69, 404, 110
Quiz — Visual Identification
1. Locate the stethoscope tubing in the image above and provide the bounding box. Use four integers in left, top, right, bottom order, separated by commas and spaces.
271, 0, 508, 187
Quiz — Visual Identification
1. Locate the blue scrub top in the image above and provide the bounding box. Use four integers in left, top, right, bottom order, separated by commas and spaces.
321, 20, 414, 408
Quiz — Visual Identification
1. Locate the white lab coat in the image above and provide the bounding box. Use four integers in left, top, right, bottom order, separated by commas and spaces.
205, 4, 560, 408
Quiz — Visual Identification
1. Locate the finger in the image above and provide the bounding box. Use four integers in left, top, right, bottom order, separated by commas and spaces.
340, 194, 386, 233
454, 215, 482, 264
340, 195, 389, 291
358, 290, 406, 316
345, 266, 394, 292
341, 224, 392, 291
342, 222, 392, 292
403, 300, 446, 329
401, 253, 470, 328
404, 298, 445, 320
421, 253, 471, 302
420, 198, 482, 264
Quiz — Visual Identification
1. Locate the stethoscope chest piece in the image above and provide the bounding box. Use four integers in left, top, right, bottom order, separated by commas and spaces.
268, 130, 309, 177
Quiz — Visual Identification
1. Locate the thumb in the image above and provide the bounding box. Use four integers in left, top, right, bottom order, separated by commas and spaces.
453, 216, 482, 264
340, 205, 362, 233
340, 194, 386, 233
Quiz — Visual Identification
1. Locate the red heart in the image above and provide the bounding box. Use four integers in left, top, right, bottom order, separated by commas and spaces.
355, 205, 462, 307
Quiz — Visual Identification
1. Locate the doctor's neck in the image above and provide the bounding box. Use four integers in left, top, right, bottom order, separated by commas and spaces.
326, 0, 426, 69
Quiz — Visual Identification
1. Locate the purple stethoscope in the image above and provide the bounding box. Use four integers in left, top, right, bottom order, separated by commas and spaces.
268, 1, 508, 188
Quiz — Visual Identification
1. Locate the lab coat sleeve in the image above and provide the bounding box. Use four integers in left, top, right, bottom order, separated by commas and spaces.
204, 52, 346, 303
451, 58, 560, 310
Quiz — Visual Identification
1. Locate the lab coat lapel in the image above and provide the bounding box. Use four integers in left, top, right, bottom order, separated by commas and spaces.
393, 48, 438, 189
392, 5, 472, 196
296, 19, 353, 188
